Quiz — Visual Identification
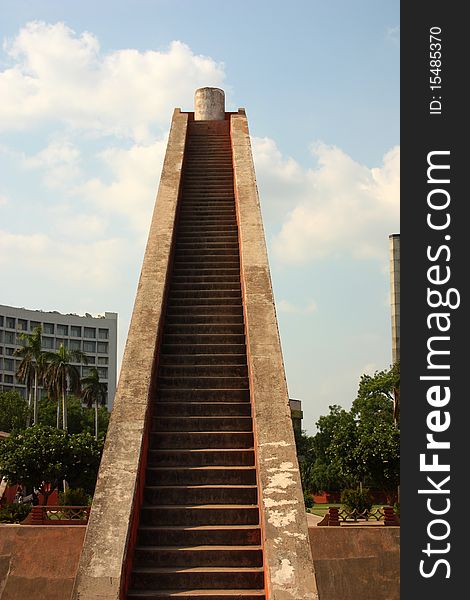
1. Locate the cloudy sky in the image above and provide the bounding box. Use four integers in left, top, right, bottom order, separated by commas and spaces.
0, 0, 399, 434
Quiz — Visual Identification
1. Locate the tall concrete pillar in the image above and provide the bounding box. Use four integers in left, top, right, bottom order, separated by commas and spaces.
389, 233, 400, 364
194, 87, 225, 120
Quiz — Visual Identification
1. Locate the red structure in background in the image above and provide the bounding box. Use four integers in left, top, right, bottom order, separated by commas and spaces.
1, 482, 59, 506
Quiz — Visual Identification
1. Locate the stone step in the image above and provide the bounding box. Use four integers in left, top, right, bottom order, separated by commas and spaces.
184, 159, 234, 166
140, 505, 260, 526
174, 249, 239, 258
127, 589, 264, 600
157, 375, 248, 389
154, 402, 251, 418
143, 485, 257, 506
169, 283, 241, 292
178, 215, 235, 222
128, 591, 264, 600
155, 388, 250, 402
175, 243, 239, 251
153, 416, 252, 432
145, 466, 256, 486
137, 525, 261, 547
179, 208, 235, 215
185, 150, 232, 155
177, 221, 237, 228
147, 448, 255, 468
159, 353, 245, 365
165, 314, 243, 325
163, 324, 244, 336
133, 545, 263, 568
165, 305, 243, 316
130, 566, 264, 591
172, 260, 240, 268
150, 431, 254, 450
178, 225, 238, 233
171, 273, 240, 282
172, 261, 240, 270
162, 330, 244, 343
176, 235, 237, 242
158, 363, 247, 377
181, 195, 234, 201
167, 292, 241, 302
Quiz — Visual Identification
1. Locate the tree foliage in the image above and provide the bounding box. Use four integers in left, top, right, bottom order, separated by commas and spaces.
37, 395, 109, 438
0, 424, 104, 503
297, 363, 400, 501
81, 367, 108, 440
43, 344, 88, 430
14, 325, 44, 425
0, 391, 29, 432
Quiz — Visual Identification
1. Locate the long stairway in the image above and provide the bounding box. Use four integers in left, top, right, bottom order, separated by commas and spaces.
127, 119, 265, 599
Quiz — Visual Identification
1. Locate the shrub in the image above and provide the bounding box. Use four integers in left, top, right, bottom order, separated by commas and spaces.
394, 502, 400, 517
341, 488, 373, 513
58, 487, 92, 506
0, 502, 32, 523
304, 490, 314, 509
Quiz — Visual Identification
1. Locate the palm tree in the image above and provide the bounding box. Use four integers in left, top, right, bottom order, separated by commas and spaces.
81, 367, 108, 440
44, 344, 88, 431
14, 326, 46, 426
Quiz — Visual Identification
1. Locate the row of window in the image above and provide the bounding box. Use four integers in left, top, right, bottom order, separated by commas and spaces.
0, 316, 109, 339
0, 331, 109, 353
0, 345, 109, 364
0, 359, 108, 379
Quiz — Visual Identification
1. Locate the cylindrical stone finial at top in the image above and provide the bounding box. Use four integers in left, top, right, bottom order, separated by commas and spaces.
194, 87, 225, 120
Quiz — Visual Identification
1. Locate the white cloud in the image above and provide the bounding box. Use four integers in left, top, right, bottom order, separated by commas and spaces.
23, 138, 81, 188
0, 194, 8, 206
386, 26, 400, 45
253, 138, 399, 264
76, 138, 168, 234
277, 299, 317, 315
0, 21, 225, 141
0, 230, 127, 288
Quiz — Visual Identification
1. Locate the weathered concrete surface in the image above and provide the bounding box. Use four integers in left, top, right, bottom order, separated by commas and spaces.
231, 110, 319, 600
195, 87, 225, 120
0, 525, 85, 600
72, 109, 188, 600
308, 526, 400, 600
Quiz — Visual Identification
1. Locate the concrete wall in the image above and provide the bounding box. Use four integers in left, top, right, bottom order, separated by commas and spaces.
71, 108, 188, 600
0, 524, 399, 600
231, 110, 318, 600
0, 525, 86, 599
308, 526, 400, 600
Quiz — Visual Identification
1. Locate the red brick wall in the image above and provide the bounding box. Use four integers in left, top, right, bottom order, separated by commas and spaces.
0, 525, 85, 600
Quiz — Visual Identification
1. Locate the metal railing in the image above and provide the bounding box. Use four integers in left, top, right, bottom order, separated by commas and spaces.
317, 506, 399, 526
27, 505, 91, 525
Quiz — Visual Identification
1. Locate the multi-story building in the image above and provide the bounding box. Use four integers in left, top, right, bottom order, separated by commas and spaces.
0, 304, 117, 409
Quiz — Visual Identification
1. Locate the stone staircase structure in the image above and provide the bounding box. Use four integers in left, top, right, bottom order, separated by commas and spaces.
72, 89, 318, 600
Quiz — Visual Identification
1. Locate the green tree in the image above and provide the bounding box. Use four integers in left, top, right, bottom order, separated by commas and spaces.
0, 425, 69, 504
14, 325, 46, 425
0, 425, 104, 503
315, 405, 359, 488
81, 367, 108, 440
43, 344, 88, 431
38, 395, 110, 437
351, 363, 400, 501
0, 391, 29, 432
66, 431, 103, 494
297, 364, 400, 502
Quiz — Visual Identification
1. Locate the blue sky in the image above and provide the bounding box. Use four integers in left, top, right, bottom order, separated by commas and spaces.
0, 0, 399, 433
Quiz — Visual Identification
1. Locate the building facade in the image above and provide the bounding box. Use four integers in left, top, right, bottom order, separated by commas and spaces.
0, 304, 117, 409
